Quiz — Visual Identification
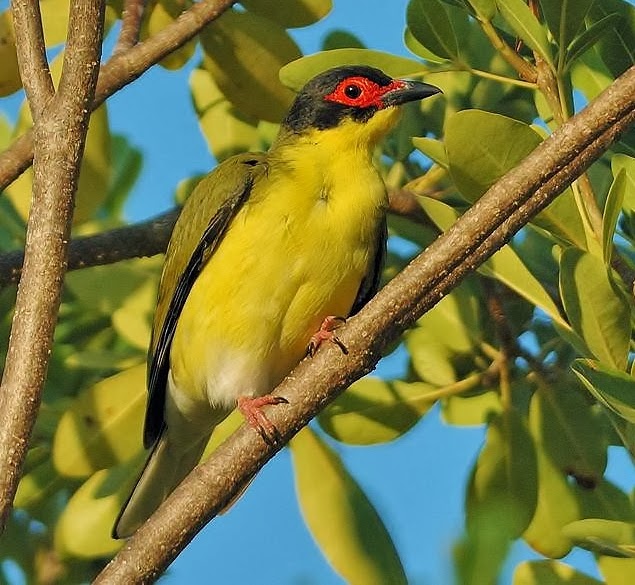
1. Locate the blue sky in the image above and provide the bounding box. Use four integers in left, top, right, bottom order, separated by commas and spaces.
1, 1, 634, 583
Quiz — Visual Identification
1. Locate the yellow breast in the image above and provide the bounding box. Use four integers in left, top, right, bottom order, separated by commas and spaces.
170, 118, 390, 411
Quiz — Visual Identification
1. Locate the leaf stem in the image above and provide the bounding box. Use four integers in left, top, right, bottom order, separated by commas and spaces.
477, 17, 537, 83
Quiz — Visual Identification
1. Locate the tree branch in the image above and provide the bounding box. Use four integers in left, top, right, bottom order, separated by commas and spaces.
0, 0, 105, 532
0, 0, 236, 192
9, 0, 53, 118
0, 210, 178, 289
114, 0, 146, 55
94, 67, 635, 584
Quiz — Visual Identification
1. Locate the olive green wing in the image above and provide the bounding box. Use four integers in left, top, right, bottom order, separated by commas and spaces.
144, 153, 267, 448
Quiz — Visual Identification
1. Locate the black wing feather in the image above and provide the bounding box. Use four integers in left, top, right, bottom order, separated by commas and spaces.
143, 177, 255, 448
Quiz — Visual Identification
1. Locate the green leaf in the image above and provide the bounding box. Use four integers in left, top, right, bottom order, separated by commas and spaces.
280, 49, 426, 92
200, 9, 301, 122
461, 409, 538, 584
522, 449, 579, 558
466, 409, 538, 539
530, 386, 607, 482
559, 249, 630, 370
290, 428, 407, 585
563, 519, 635, 558
513, 560, 604, 585
14, 459, 66, 510
406, 282, 481, 386
495, 0, 554, 67
611, 154, 635, 210
598, 556, 635, 585
602, 169, 627, 265
318, 378, 435, 445
406, 0, 461, 61
572, 359, 635, 425
241, 0, 332, 28
54, 461, 140, 559
190, 67, 261, 162
404, 27, 450, 63
322, 30, 365, 51
144, 0, 196, 70
412, 136, 449, 168
465, 0, 497, 20
442, 389, 502, 426
445, 110, 542, 202
480, 244, 569, 332
587, 0, 635, 78
565, 14, 622, 70
0, 10, 21, 96
53, 365, 146, 477
538, 0, 595, 54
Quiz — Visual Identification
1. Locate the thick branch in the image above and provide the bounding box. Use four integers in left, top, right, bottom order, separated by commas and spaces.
0, 0, 236, 192
94, 67, 635, 584
0, 0, 105, 532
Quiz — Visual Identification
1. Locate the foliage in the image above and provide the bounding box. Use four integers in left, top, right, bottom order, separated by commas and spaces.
0, 0, 634, 583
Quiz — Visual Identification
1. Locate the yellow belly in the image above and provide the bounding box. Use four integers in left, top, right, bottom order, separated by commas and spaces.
169, 142, 387, 414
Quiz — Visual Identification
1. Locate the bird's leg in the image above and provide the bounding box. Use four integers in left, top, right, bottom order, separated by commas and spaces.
307, 315, 349, 357
237, 395, 288, 446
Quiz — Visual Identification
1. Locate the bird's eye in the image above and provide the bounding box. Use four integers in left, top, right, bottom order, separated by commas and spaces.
344, 84, 363, 99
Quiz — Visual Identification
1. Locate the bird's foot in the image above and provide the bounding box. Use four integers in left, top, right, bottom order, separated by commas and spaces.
237, 395, 288, 446
307, 315, 349, 357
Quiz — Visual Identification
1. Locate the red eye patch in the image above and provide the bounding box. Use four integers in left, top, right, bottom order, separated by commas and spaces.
324, 76, 406, 109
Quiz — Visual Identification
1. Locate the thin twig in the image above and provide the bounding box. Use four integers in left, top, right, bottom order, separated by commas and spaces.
9, 0, 53, 117
0, 0, 105, 532
0, 0, 236, 192
94, 66, 635, 585
114, 0, 146, 54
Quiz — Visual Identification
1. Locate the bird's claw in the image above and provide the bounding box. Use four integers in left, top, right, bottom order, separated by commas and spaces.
237, 395, 288, 446
307, 315, 348, 357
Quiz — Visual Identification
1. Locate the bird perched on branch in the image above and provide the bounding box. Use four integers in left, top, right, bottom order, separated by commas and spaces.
113, 65, 440, 538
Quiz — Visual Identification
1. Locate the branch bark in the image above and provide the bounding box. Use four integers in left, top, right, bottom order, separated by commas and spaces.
0, 0, 236, 192
0, 0, 105, 532
94, 67, 635, 584
0, 209, 178, 289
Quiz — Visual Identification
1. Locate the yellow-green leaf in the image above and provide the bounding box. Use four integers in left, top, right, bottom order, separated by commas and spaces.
5, 52, 111, 225
522, 449, 579, 558
54, 461, 139, 559
145, 0, 196, 70
560, 249, 630, 370
280, 49, 426, 92
290, 428, 407, 585
406, 0, 460, 61
318, 377, 434, 445
53, 364, 146, 477
241, 0, 332, 28
599, 556, 635, 585
495, 0, 554, 67
190, 67, 261, 162
0, 10, 21, 96
563, 519, 635, 558
513, 560, 603, 585
200, 9, 301, 122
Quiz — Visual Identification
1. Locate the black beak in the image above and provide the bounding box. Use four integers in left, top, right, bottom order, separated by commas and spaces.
382, 79, 442, 107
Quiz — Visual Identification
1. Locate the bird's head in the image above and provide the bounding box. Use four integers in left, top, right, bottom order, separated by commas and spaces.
278, 65, 441, 149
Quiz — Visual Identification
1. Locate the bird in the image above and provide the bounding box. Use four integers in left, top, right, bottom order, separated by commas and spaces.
113, 65, 441, 538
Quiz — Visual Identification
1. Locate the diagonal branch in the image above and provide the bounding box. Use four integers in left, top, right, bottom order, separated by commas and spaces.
0, 0, 105, 532
94, 67, 635, 585
0, 0, 236, 192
